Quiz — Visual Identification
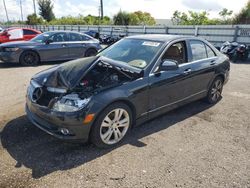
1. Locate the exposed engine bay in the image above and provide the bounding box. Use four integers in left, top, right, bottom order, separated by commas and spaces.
33, 60, 142, 111
74, 61, 137, 98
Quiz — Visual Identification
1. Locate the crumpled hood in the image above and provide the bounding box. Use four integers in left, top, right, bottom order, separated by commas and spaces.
32, 56, 142, 91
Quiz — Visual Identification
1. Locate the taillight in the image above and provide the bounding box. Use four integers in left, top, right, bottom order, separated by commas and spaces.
0, 32, 8, 37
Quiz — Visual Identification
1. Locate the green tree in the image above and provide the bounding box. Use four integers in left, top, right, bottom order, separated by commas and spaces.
37, 0, 55, 22
233, 0, 250, 24
171, 10, 188, 25
132, 11, 155, 25
219, 8, 233, 20
113, 10, 155, 25
100, 16, 111, 25
26, 13, 43, 25
171, 10, 222, 25
113, 11, 130, 25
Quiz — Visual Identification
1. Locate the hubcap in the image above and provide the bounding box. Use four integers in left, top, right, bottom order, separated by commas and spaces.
100, 108, 130, 145
211, 79, 222, 102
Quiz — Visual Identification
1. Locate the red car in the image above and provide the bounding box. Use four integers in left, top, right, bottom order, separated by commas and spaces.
0, 28, 41, 44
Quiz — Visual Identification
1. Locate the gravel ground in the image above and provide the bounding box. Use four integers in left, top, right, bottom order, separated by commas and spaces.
0, 61, 249, 188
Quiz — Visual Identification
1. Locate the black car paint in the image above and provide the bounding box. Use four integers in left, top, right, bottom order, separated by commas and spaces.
26, 35, 230, 142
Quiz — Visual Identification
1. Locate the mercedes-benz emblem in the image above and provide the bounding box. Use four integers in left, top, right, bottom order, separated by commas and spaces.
32, 87, 43, 102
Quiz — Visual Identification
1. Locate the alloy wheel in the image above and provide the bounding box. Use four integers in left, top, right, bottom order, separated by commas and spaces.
100, 108, 130, 145
24, 53, 36, 65
210, 79, 223, 102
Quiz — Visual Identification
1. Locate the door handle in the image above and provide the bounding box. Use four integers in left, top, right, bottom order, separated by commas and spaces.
210, 60, 216, 65
183, 68, 192, 75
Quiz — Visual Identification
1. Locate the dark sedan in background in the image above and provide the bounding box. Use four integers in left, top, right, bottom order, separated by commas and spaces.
26, 34, 230, 148
0, 31, 101, 66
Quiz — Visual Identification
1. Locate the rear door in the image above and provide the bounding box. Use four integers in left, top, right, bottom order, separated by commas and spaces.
186, 40, 218, 94
39, 32, 69, 61
23, 29, 39, 40
67, 33, 90, 59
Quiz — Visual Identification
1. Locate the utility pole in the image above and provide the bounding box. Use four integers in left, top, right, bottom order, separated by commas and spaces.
100, 0, 103, 19
33, 0, 36, 15
20, 0, 24, 22
3, 0, 9, 23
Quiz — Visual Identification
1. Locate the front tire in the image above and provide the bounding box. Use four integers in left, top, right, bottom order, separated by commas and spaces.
205, 77, 224, 104
90, 102, 132, 148
20, 51, 40, 66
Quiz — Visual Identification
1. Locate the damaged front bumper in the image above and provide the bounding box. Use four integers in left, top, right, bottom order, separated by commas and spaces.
26, 95, 94, 142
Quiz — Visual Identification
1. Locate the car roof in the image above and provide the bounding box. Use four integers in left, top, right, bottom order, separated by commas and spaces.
44, 31, 83, 34
126, 34, 195, 43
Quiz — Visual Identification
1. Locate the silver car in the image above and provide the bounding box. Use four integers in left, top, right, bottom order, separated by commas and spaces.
0, 31, 102, 66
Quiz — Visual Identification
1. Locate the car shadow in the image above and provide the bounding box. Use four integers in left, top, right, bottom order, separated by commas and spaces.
1, 100, 214, 179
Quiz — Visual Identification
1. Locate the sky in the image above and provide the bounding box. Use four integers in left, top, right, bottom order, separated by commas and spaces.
0, 0, 249, 22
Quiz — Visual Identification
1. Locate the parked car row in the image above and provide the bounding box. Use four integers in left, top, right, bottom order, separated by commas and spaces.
0, 30, 101, 66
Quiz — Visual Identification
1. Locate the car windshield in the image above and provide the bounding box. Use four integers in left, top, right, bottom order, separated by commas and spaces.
31, 32, 54, 43
99, 38, 163, 69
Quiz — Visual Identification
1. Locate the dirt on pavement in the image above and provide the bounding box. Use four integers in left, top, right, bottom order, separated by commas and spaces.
0, 61, 249, 188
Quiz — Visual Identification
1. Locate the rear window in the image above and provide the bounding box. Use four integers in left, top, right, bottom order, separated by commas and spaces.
69, 33, 92, 41
205, 44, 216, 58
23, 29, 38, 35
190, 40, 207, 61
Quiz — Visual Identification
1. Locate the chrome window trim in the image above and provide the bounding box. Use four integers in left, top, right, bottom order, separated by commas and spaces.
149, 38, 189, 75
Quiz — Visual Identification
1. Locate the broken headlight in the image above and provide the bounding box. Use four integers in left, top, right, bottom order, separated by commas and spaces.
53, 94, 91, 112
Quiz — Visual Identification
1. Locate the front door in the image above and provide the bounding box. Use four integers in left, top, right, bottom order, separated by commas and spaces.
148, 40, 196, 118
39, 32, 69, 61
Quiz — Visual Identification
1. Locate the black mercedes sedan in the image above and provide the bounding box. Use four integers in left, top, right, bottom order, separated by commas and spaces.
0, 31, 101, 66
26, 34, 230, 148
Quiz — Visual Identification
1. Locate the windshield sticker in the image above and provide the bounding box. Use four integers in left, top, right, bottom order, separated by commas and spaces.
142, 41, 160, 47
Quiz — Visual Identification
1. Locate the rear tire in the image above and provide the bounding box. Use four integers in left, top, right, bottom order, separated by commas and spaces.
205, 77, 224, 104
85, 49, 97, 57
90, 102, 132, 148
20, 51, 40, 66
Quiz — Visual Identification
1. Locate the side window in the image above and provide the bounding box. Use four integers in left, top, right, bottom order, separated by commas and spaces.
23, 29, 37, 35
69, 33, 81, 41
190, 40, 207, 61
81, 34, 91, 41
205, 44, 216, 58
49, 33, 67, 42
161, 41, 187, 64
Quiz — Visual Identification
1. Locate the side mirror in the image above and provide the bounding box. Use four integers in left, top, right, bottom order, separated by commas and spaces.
45, 39, 53, 45
160, 59, 178, 71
